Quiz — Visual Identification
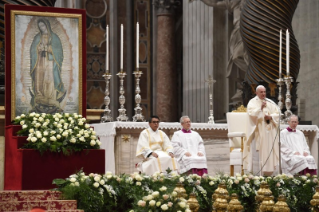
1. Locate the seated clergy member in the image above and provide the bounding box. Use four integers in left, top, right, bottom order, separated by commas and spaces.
136, 115, 178, 175
171, 116, 208, 176
281, 115, 317, 175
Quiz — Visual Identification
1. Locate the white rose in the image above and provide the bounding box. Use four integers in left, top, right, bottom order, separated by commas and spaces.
31, 137, 37, 142
85, 124, 90, 129
62, 131, 69, 137
55, 118, 59, 121
91, 135, 97, 140
68, 129, 73, 133
149, 200, 156, 206
92, 131, 96, 135
156, 201, 161, 207
179, 177, 185, 182
57, 134, 61, 139
84, 133, 89, 138
179, 202, 186, 208
185, 209, 191, 212
90, 140, 96, 146
30, 112, 35, 117
93, 182, 99, 188
70, 138, 76, 143
43, 131, 49, 136
159, 186, 167, 191
152, 191, 159, 197
106, 175, 112, 179
136, 182, 141, 186
50, 136, 57, 141
35, 114, 40, 118
94, 176, 101, 182
74, 114, 78, 119
36, 133, 42, 138
74, 182, 79, 186
57, 124, 62, 128
16, 116, 21, 119
76, 134, 81, 138
22, 125, 28, 129
20, 121, 25, 125
97, 141, 101, 146
161, 204, 168, 211
78, 121, 83, 125
29, 129, 34, 133
27, 137, 31, 141
70, 177, 77, 183
21, 114, 25, 118
99, 180, 105, 185
64, 126, 68, 130
50, 131, 56, 135
68, 117, 73, 121
38, 117, 44, 122
65, 113, 69, 117
79, 137, 85, 142
41, 138, 47, 143
79, 130, 84, 135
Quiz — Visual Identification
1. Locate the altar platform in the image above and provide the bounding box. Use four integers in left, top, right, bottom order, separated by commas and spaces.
91, 122, 319, 175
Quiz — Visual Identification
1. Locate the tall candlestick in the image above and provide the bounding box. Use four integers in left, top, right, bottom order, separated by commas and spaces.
120, 24, 123, 70
286, 29, 290, 76
279, 29, 282, 77
106, 25, 109, 72
136, 22, 139, 68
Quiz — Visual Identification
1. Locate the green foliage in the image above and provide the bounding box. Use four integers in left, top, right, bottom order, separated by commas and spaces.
13, 112, 100, 155
53, 170, 319, 212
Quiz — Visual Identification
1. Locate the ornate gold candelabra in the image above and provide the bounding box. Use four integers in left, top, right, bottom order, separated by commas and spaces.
284, 76, 294, 123
212, 182, 228, 212
132, 69, 145, 122
259, 192, 275, 212
273, 195, 290, 212
101, 73, 113, 122
173, 182, 188, 199
275, 78, 285, 124
310, 185, 319, 211
187, 192, 200, 212
116, 71, 129, 121
205, 75, 216, 124
227, 193, 243, 212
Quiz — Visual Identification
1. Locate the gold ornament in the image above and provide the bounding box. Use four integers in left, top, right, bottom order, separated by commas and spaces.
212, 182, 229, 212
227, 193, 243, 212
273, 195, 290, 212
259, 191, 275, 212
187, 192, 200, 212
310, 185, 319, 212
173, 182, 188, 199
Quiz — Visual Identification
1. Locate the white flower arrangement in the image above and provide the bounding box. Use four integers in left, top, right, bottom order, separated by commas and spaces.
13, 112, 100, 155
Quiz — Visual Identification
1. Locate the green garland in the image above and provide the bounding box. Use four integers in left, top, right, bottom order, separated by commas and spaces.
53, 170, 318, 212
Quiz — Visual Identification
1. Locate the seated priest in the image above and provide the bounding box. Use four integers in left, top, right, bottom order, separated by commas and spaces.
171, 116, 208, 176
136, 115, 178, 175
281, 115, 317, 175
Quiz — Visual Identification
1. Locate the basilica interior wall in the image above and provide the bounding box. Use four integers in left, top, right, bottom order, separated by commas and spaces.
292, 0, 319, 126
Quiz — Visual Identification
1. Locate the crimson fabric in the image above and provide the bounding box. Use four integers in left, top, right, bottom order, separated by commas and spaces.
5, 125, 105, 190
299, 167, 317, 176
187, 168, 208, 176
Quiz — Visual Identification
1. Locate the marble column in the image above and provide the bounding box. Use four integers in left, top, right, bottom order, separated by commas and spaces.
154, 0, 180, 122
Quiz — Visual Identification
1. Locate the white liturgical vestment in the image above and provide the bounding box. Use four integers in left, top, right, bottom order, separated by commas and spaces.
245, 96, 279, 175
136, 128, 178, 175
171, 130, 207, 174
281, 129, 317, 175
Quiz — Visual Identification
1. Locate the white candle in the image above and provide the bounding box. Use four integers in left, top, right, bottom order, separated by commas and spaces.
136, 22, 139, 68
286, 29, 290, 76
106, 25, 109, 72
120, 24, 123, 70
279, 29, 282, 78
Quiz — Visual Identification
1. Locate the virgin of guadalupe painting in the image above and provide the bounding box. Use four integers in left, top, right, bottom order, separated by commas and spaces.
30, 18, 66, 113
13, 14, 81, 117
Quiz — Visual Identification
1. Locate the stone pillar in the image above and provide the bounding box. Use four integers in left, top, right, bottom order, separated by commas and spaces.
154, 0, 180, 122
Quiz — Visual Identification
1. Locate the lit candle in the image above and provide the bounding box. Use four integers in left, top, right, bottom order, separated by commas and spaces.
279, 29, 282, 78
120, 24, 123, 70
136, 22, 139, 69
286, 29, 290, 76
106, 25, 109, 73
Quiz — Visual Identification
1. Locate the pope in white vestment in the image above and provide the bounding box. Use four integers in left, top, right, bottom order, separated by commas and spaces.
136, 116, 178, 176
245, 85, 279, 175
171, 116, 208, 176
281, 115, 317, 175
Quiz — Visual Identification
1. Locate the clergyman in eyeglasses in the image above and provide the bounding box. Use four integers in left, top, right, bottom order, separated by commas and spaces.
136, 115, 178, 175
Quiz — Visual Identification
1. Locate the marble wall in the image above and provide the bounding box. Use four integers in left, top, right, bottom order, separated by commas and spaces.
292, 0, 319, 127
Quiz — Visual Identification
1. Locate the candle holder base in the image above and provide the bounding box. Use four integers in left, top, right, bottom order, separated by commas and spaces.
101, 108, 113, 123
132, 106, 145, 122
117, 108, 129, 122
208, 114, 215, 124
